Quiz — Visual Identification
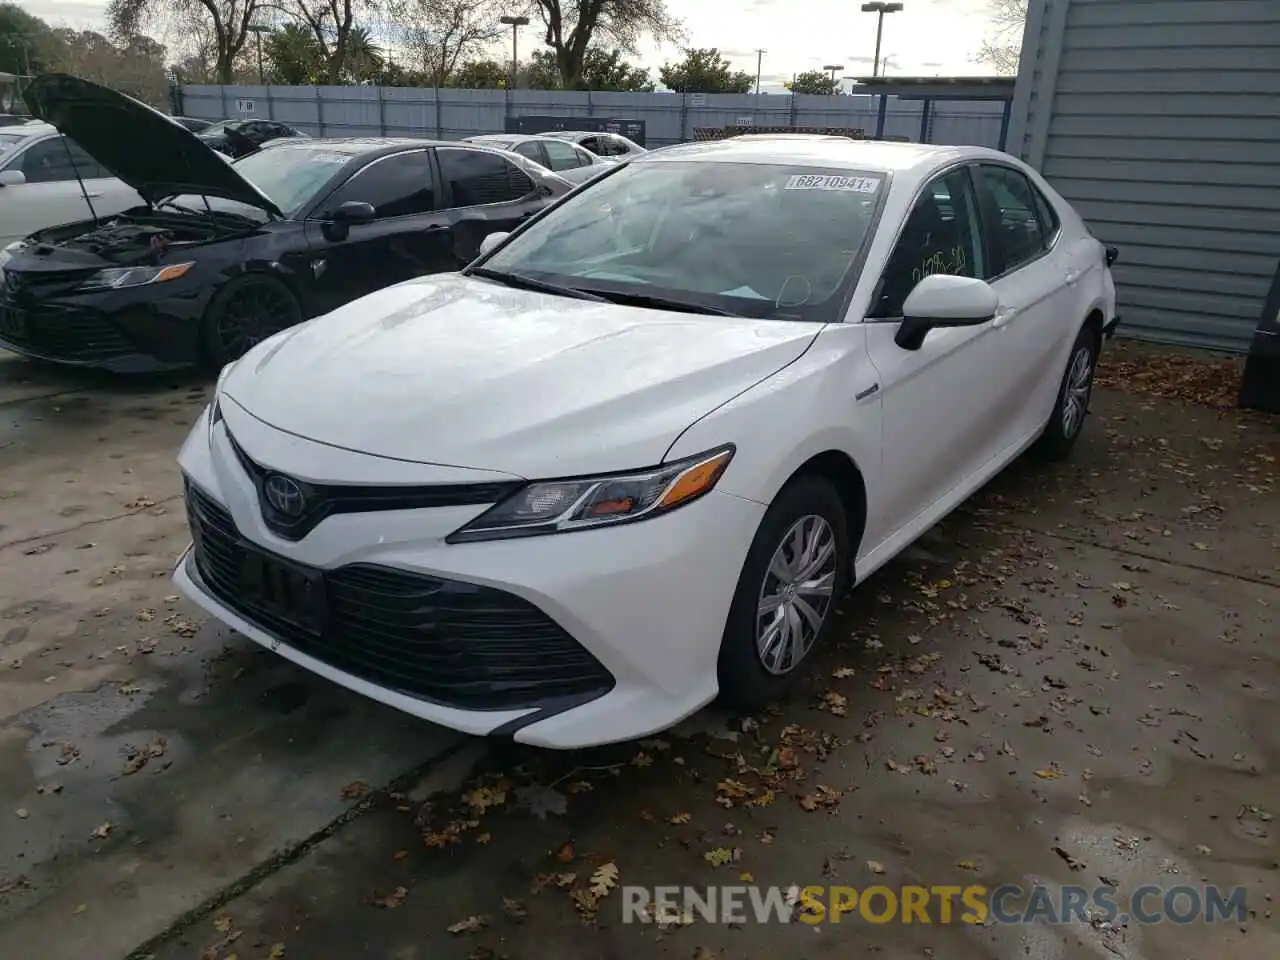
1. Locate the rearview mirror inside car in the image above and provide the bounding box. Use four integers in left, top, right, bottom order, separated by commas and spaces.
895, 274, 999, 351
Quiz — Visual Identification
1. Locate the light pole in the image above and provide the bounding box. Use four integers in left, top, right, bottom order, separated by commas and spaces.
822, 63, 844, 93
754, 48, 766, 96
246, 24, 270, 84
860, 2, 903, 78
499, 15, 529, 90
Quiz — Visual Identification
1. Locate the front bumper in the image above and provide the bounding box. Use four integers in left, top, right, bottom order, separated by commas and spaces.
173, 408, 765, 748
0, 282, 208, 373
1102, 314, 1120, 340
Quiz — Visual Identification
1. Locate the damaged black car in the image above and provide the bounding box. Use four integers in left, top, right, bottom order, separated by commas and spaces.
0, 74, 571, 372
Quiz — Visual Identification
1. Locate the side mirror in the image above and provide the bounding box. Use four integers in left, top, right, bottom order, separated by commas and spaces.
335, 200, 376, 224
894, 274, 999, 351
322, 200, 376, 242
478, 231, 510, 258
0, 169, 26, 187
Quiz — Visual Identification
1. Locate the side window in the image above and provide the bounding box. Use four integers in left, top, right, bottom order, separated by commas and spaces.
324, 151, 435, 218
512, 141, 544, 165
578, 136, 601, 155
978, 165, 1048, 273
542, 139, 585, 171
1031, 181, 1060, 238
872, 167, 986, 319
20, 138, 105, 182
438, 148, 534, 207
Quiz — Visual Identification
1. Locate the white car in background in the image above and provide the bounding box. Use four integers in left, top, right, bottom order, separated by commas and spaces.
0, 120, 143, 245
463, 133, 614, 185
175, 138, 1118, 749
545, 129, 647, 160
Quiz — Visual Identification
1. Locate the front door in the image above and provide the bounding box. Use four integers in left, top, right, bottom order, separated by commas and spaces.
861, 164, 1006, 546
303, 148, 455, 315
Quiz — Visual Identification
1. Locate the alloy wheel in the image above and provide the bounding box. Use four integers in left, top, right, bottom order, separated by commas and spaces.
1061, 346, 1093, 439
755, 514, 838, 676
214, 280, 298, 360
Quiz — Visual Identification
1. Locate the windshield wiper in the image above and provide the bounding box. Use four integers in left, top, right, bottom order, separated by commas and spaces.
469, 267, 607, 302
575, 288, 741, 317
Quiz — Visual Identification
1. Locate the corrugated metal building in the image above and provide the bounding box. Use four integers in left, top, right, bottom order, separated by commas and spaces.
1006, 0, 1280, 352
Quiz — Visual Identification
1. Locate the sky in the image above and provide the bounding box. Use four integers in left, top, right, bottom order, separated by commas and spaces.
14, 0, 999, 92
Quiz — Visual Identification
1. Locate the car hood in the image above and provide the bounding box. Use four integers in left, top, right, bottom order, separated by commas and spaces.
22, 74, 283, 217
221, 273, 820, 478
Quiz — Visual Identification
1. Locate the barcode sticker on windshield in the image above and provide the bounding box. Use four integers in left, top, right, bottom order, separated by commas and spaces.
784, 175, 879, 193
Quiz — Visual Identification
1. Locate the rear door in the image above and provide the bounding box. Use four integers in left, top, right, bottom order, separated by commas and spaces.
435, 146, 547, 262
0, 136, 141, 243
303, 148, 453, 313
973, 162, 1078, 440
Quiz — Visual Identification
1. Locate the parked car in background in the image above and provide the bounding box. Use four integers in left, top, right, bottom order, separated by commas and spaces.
463, 134, 614, 185
0, 119, 143, 246
171, 115, 214, 133
0, 74, 571, 372
545, 130, 647, 160
197, 118, 308, 159
172, 137, 1118, 748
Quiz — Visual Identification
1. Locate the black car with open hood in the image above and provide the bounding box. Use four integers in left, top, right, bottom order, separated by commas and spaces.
0, 71, 570, 371
0, 74, 570, 372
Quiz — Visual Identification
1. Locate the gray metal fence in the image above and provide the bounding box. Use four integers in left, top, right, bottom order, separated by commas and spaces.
177, 84, 1010, 149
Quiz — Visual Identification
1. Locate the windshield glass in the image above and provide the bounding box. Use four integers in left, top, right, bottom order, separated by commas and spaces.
479, 160, 886, 322
164, 144, 353, 221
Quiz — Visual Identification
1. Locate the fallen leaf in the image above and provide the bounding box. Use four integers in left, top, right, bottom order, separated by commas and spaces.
866, 860, 886, 874
590, 862, 619, 897
956, 860, 979, 871
667, 812, 692, 825
370, 886, 408, 909
831, 666, 857, 679
463, 784, 507, 814
340, 780, 370, 800
267, 944, 286, 960
1034, 767, 1064, 780
14, 808, 28, 819
502, 896, 528, 922
89, 822, 112, 840
447, 915, 489, 935
703, 847, 739, 867
555, 841, 575, 863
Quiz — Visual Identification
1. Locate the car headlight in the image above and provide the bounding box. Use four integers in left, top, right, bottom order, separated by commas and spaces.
447, 445, 735, 543
79, 261, 195, 291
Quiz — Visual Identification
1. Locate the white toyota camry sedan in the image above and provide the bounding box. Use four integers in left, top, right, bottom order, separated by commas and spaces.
174, 137, 1119, 749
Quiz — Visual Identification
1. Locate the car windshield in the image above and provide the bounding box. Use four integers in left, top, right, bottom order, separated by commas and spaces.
162, 143, 353, 221
478, 160, 887, 322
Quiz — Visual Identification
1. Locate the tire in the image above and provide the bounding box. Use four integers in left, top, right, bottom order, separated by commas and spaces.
1031, 323, 1099, 462
199, 274, 302, 370
717, 475, 851, 709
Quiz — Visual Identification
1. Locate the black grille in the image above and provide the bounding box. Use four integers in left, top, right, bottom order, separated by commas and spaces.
226, 431, 524, 542
0, 298, 134, 362
184, 479, 614, 711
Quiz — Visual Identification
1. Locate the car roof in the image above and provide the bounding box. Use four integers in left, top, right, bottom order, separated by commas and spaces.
633, 138, 999, 178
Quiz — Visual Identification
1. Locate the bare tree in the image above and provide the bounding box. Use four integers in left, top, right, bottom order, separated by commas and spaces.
397, 0, 500, 87
975, 0, 1026, 76
108, 0, 262, 84
524, 0, 683, 88
275, 0, 374, 83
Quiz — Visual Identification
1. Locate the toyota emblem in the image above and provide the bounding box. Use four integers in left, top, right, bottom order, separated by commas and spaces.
263, 473, 306, 518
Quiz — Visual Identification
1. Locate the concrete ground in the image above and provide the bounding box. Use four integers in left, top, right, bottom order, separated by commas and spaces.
0, 343, 1276, 960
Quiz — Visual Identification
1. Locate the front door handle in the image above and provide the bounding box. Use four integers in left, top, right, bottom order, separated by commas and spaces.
992, 308, 1015, 329
1065, 269, 1081, 285
84, 192, 102, 199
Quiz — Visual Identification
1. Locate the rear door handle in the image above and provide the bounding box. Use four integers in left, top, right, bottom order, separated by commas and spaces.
85, 192, 101, 199
1065, 269, 1081, 285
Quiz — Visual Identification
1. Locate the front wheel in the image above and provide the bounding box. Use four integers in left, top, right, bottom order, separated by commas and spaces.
718, 476, 851, 709
1032, 324, 1098, 461
199, 274, 302, 370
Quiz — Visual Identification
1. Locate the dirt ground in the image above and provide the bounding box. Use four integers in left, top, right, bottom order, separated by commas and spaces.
0, 341, 1276, 960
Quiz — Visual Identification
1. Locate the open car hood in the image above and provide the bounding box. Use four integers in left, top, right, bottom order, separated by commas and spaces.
22, 74, 283, 217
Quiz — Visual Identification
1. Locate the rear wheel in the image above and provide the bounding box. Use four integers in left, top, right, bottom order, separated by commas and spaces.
200, 274, 301, 370
1032, 324, 1098, 461
718, 476, 850, 709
